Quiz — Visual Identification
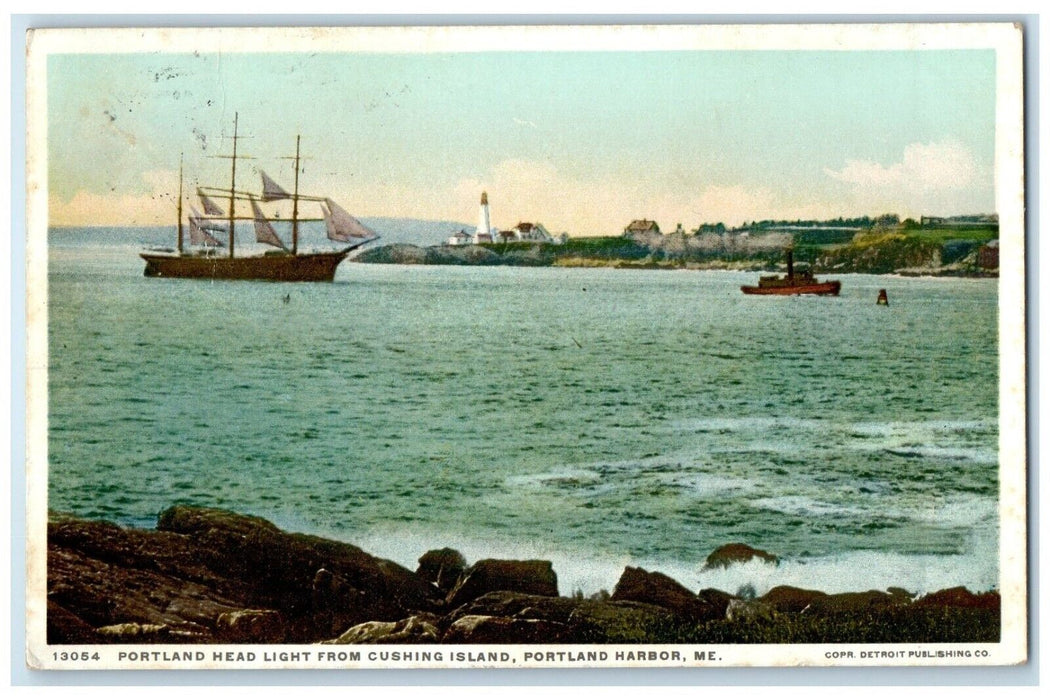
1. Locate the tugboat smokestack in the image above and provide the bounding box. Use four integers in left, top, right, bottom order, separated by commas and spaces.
740, 245, 840, 296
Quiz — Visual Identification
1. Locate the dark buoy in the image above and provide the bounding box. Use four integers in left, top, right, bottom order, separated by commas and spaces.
877, 289, 889, 306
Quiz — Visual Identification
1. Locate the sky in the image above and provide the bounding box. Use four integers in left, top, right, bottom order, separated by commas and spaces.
44, 42, 997, 234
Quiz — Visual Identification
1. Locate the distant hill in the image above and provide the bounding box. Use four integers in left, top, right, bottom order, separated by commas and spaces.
361, 217, 473, 247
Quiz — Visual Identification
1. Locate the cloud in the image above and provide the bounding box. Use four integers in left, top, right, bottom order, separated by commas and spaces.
824, 140, 978, 192
822, 141, 989, 218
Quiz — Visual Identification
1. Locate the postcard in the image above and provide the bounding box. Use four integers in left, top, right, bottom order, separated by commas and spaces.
24, 22, 1026, 670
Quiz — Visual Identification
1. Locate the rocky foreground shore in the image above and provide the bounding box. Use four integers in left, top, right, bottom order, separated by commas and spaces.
48, 506, 1000, 645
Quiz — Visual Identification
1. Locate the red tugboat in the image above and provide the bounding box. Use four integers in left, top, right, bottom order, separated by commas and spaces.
741, 249, 841, 296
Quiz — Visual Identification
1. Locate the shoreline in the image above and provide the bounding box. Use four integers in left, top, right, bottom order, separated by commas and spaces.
353, 243, 998, 279
47, 506, 1000, 645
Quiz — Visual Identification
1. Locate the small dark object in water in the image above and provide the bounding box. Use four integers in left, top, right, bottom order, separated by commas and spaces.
283, 293, 291, 304
877, 289, 889, 306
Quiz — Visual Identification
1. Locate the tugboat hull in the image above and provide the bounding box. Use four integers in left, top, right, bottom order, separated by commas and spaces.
741, 248, 841, 296
140, 250, 351, 282
740, 281, 841, 296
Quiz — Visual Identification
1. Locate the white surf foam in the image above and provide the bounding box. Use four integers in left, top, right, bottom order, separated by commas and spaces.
690, 541, 999, 597
504, 469, 604, 489
339, 522, 999, 600
670, 416, 826, 434
751, 495, 872, 518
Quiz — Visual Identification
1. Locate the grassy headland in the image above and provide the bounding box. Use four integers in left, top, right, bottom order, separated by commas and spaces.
357, 215, 999, 277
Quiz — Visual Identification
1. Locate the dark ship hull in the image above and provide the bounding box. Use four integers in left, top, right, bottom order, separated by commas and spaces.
740, 280, 841, 296
140, 249, 351, 282
741, 248, 841, 296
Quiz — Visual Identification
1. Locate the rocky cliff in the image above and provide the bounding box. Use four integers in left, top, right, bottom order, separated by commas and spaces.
47, 507, 1000, 645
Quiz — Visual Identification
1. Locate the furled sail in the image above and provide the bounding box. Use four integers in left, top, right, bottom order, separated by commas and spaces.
197, 189, 225, 216
260, 171, 291, 202
250, 196, 288, 250
322, 198, 377, 241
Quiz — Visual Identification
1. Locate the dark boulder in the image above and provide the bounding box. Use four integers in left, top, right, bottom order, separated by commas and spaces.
754, 586, 913, 616
565, 600, 679, 643
913, 587, 1000, 611
445, 590, 580, 626
445, 559, 558, 608
759, 585, 828, 613
805, 589, 911, 615
611, 567, 723, 623
156, 505, 443, 636
417, 548, 467, 593
703, 543, 779, 570
698, 588, 736, 618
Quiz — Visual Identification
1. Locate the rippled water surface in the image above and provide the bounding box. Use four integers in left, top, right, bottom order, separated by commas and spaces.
47, 231, 1000, 594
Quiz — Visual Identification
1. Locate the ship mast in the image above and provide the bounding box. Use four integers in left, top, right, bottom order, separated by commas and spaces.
228, 113, 239, 258
176, 154, 184, 254
292, 135, 300, 256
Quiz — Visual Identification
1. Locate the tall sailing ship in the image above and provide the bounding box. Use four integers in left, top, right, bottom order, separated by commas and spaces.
141, 114, 378, 282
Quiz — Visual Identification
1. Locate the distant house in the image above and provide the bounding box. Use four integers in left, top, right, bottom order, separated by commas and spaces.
623, 219, 660, 237
493, 222, 555, 243
446, 230, 472, 246
978, 239, 999, 269
511, 222, 554, 242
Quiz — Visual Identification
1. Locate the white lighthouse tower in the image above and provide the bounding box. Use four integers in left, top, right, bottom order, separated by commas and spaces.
473, 191, 494, 244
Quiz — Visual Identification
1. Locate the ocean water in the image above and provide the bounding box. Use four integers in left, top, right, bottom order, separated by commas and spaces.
46, 229, 1000, 597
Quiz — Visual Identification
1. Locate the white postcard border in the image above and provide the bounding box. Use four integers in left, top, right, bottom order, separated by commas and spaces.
23, 21, 1029, 671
